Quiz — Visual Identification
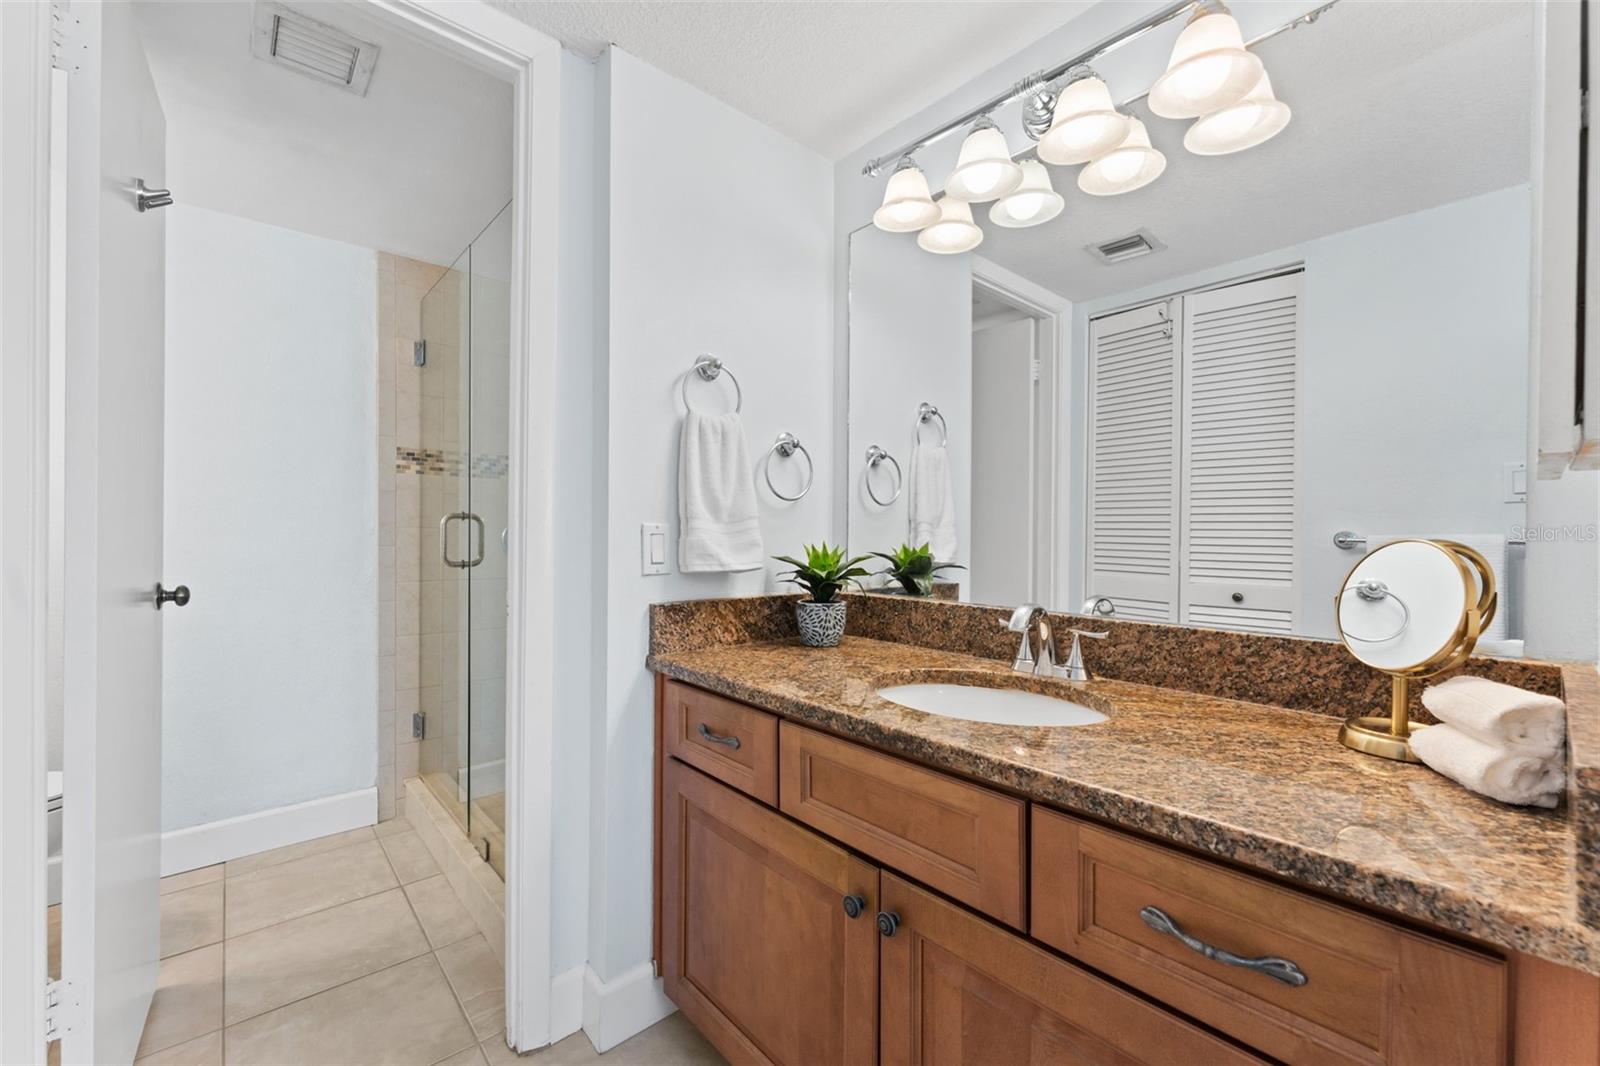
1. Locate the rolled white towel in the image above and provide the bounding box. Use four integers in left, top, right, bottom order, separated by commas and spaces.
1409, 724, 1563, 808
1421, 675, 1566, 758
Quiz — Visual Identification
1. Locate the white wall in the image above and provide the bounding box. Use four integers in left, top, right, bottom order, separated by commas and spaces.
846, 227, 971, 579
162, 204, 378, 830
590, 46, 834, 984
971, 316, 1036, 606
1068, 185, 1534, 641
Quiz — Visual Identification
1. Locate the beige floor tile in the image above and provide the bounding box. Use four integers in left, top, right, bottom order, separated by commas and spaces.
161, 881, 224, 959
434, 1046, 488, 1066
224, 826, 375, 879
224, 888, 429, 1025
496, 1030, 598, 1065
134, 1029, 222, 1066
437, 934, 504, 1041
375, 816, 413, 839
404, 874, 477, 949
604, 1012, 724, 1065
379, 827, 442, 884
223, 954, 476, 1066
226, 840, 397, 936
160, 865, 223, 896
136, 943, 223, 1059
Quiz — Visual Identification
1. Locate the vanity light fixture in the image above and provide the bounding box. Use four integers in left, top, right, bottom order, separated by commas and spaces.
1036, 73, 1130, 166
1184, 70, 1292, 155
1077, 118, 1166, 196
989, 160, 1064, 228
1147, 4, 1263, 120
944, 118, 1023, 203
917, 198, 984, 254
871, 157, 941, 232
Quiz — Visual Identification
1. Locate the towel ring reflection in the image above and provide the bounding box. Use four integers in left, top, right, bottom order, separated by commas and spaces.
864, 445, 902, 506
680, 355, 742, 414
916, 402, 949, 447
1341, 579, 1412, 643
765, 433, 814, 502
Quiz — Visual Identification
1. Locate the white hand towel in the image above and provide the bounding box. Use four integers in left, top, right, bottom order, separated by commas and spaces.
1409, 723, 1563, 808
678, 410, 763, 573
1421, 675, 1566, 758
908, 442, 958, 562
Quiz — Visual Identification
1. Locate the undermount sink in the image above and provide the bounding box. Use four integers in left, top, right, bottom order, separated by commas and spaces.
876, 683, 1109, 728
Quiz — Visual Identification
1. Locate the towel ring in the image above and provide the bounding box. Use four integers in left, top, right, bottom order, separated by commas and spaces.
1341, 579, 1412, 643
864, 445, 902, 506
916, 402, 949, 447
681, 355, 742, 414
765, 433, 814, 502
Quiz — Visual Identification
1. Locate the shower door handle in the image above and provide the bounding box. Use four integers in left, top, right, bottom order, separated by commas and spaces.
463, 514, 486, 568
441, 512, 487, 569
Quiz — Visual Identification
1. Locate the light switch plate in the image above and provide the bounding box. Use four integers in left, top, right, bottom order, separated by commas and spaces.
641, 522, 669, 575
1504, 461, 1528, 503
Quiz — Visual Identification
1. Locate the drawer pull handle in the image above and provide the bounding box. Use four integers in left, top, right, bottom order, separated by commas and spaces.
842, 894, 866, 919
876, 911, 900, 938
696, 723, 741, 750
1139, 906, 1308, 987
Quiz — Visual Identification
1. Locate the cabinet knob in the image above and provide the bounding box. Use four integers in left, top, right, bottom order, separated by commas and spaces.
156, 583, 191, 609
876, 911, 900, 938
1231, 592, 1244, 604
842, 894, 865, 919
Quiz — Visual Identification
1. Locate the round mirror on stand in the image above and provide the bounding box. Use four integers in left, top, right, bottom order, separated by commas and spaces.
1333, 539, 1497, 762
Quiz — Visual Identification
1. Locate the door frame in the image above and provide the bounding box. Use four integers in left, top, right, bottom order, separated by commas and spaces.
0, 0, 568, 1056
970, 256, 1070, 607
0, 1, 54, 1062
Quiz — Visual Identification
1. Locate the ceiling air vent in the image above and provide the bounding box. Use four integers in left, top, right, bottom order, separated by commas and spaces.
251, 3, 380, 96
1087, 229, 1166, 265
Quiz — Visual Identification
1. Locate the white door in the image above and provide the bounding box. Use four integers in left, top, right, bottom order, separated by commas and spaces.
1085, 301, 1181, 622
60, 1, 168, 1062
1178, 272, 1300, 634
970, 315, 1036, 604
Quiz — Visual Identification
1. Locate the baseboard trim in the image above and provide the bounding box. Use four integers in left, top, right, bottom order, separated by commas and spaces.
160, 787, 377, 876
581, 961, 675, 1053
550, 964, 584, 1043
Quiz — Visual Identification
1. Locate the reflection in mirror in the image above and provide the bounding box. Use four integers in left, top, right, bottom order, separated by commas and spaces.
847, 1, 1541, 652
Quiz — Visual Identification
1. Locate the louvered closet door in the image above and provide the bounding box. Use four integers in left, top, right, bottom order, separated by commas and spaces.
1086, 302, 1180, 623
1179, 272, 1300, 633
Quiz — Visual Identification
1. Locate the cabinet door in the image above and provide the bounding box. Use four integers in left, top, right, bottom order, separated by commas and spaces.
879, 872, 1262, 1066
662, 759, 878, 1065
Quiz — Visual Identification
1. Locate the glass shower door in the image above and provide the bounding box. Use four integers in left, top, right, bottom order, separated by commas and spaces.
418, 204, 511, 879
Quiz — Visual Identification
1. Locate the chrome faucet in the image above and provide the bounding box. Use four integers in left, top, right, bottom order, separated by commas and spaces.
1005, 604, 1060, 676
1061, 628, 1110, 682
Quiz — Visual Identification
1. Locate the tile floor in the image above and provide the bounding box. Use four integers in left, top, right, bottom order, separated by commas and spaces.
117, 823, 723, 1066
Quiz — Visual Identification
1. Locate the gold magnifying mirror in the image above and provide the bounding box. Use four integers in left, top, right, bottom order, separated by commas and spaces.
1334, 539, 1497, 762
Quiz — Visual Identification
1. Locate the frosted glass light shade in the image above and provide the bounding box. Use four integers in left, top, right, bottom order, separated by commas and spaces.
1148, 10, 1263, 119
1184, 70, 1291, 155
989, 161, 1064, 228
945, 124, 1022, 203
1037, 76, 1130, 165
917, 198, 984, 254
872, 162, 940, 232
1077, 119, 1166, 196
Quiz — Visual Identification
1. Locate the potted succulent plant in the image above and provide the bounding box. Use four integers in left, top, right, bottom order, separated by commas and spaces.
774, 542, 871, 647
871, 542, 965, 596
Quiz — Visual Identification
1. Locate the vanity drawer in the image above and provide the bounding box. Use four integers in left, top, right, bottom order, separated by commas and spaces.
778, 722, 1026, 929
1031, 809, 1508, 1066
662, 680, 778, 804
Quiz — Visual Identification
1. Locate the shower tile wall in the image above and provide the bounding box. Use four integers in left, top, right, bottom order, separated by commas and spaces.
376, 252, 460, 822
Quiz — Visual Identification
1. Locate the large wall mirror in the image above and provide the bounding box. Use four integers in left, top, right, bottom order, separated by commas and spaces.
847, 0, 1540, 647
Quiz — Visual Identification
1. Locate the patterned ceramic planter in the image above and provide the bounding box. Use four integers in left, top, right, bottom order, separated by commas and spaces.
796, 600, 847, 648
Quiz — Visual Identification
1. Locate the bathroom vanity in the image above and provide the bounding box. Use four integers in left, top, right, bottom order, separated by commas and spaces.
649, 595, 1600, 1065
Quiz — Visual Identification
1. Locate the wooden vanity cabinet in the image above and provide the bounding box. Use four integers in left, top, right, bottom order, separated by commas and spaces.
661, 758, 879, 1065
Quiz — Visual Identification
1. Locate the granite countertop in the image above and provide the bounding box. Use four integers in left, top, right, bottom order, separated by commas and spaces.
649, 633, 1598, 975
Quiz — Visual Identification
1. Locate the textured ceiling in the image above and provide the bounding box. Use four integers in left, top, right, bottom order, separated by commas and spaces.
968, 0, 1535, 301
488, 0, 1096, 158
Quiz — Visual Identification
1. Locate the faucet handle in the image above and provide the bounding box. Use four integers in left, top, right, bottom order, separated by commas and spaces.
1069, 628, 1109, 640
1059, 628, 1108, 682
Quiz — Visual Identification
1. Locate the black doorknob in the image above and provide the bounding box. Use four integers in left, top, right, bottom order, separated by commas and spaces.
876, 911, 901, 938
156, 584, 190, 609
842, 894, 866, 919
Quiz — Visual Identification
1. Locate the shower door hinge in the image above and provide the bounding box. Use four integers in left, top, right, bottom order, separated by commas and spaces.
413, 341, 427, 367
43, 979, 80, 1042
50, 2, 86, 74
412, 712, 425, 739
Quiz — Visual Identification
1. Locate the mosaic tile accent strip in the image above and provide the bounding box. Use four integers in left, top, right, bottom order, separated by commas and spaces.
395, 447, 510, 479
